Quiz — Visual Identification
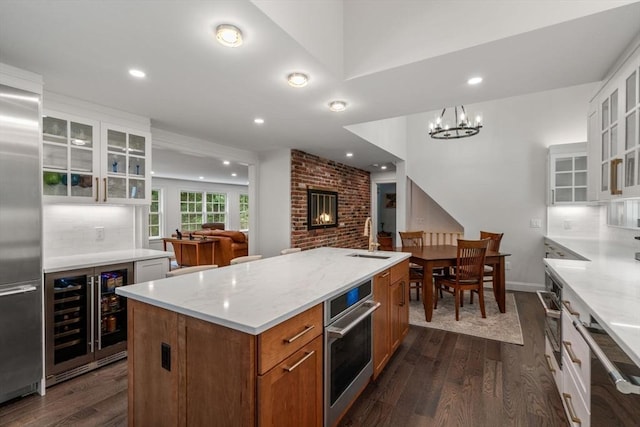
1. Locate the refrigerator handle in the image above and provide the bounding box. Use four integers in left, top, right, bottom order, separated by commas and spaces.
97, 274, 102, 351
89, 276, 95, 354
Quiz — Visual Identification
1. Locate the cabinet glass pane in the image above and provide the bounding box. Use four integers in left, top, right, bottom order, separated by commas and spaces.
129, 134, 146, 156
602, 131, 609, 159
602, 98, 609, 129
70, 122, 93, 148
108, 153, 126, 175
107, 129, 127, 152
70, 147, 93, 172
626, 111, 636, 150
625, 151, 635, 187
575, 156, 587, 170
638, 149, 640, 188
627, 71, 636, 113
43, 144, 67, 169
43, 172, 67, 196
555, 188, 573, 202
556, 172, 572, 187
555, 157, 572, 172
601, 162, 609, 191
574, 188, 587, 202
129, 178, 145, 199
70, 174, 93, 197
128, 157, 145, 177
107, 177, 126, 199
611, 125, 618, 157
575, 171, 587, 186
43, 117, 67, 142
611, 90, 618, 123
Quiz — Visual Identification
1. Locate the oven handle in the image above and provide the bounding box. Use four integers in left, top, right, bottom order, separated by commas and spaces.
535, 290, 561, 319
572, 318, 640, 395
326, 301, 381, 339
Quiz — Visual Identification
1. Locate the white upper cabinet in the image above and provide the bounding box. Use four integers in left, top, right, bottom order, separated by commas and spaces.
548, 143, 588, 205
591, 44, 640, 200
42, 107, 151, 204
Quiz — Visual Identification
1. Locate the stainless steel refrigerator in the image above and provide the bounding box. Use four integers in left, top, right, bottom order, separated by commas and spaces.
0, 83, 43, 403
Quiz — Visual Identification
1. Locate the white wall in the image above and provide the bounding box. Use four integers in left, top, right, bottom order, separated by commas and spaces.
407, 180, 463, 234
254, 149, 291, 257
148, 177, 248, 251
43, 204, 136, 257
406, 82, 599, 289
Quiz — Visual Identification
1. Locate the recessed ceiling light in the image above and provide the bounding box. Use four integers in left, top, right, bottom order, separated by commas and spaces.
71, 139, 86, 146
150, 171, 155, 175
223, 160, 230, 165
129, 69, 146, 78
346, 152, 353, 157
216, 24, 243, 47
254, 118, 264, 124
468, 76, 483, 85
381, 165, 387, 170
199, 176, 204, 180
329, 100, 347, 112
231, 173, 237, 177
287, 72, 309, 88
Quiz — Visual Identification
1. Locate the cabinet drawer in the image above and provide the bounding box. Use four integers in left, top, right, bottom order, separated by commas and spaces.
544, 336, 561, 394
390, 259, 409, 283
562, 309, 591, 403
258, 304, 322, 375
562, 362, 590, 427
134, 258, 169, 283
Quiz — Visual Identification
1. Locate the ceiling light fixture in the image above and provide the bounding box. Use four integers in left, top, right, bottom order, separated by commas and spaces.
381, 165, 387, 170
216, 24, 243, 47
129, 69, 146, 78
287, 72, 308, 88
428, 105, 482, 140
467, 76, 483, 85
150, 171, 155, 175
199, 176, 204, 180
254, 118, 264, 124
223, 160, 230, 165
231, 173, 237, 177
329, 100, 347, 112
346, 152, 353, 157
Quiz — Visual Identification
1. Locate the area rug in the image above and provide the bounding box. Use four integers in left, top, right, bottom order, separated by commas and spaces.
409, 292, 524, 345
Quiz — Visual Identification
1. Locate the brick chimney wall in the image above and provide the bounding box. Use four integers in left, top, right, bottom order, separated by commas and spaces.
290, 149, 370, 250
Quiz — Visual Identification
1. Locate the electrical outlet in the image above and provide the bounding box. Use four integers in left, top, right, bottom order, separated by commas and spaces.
95, 226, 105, 241
505, 261, 512, 270
529, 218, 542, 228
563, 220, 572, 230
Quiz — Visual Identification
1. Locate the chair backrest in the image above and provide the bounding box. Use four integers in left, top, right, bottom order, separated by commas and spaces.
479, 231, 504, 252
166, 264, 218, 277
425, 231, 463, 246
455, 239, 489, 282
230, 255, 263, 265
399, 231, 424, 248
280, 248, 302, 255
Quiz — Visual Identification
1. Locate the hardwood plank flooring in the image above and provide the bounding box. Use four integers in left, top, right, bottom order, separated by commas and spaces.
0, 292, 567, 426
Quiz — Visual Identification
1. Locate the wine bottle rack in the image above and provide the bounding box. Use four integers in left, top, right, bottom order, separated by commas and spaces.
52, 276, 87, 364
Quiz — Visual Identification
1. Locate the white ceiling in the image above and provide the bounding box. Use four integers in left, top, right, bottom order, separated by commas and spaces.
1, 0, 639, 181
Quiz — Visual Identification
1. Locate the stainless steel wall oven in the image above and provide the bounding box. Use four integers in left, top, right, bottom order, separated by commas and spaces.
324, 278, 380, 427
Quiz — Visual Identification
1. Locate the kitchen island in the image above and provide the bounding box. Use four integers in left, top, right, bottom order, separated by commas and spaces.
117, 247, 410, 426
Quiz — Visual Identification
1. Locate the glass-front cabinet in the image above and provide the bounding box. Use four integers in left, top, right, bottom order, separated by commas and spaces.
594, 49, 640, 200
42, 111, 151, 204
549, 143, 587, 204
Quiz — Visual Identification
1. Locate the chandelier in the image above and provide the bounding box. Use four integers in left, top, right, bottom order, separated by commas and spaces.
428, 105, 482, 139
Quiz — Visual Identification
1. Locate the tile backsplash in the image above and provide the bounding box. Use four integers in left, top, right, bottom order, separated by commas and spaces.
547, 205, 604, 239
43, 204, 135, 258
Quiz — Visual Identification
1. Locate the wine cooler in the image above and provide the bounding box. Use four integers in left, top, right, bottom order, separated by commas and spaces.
45, 262, 133, 385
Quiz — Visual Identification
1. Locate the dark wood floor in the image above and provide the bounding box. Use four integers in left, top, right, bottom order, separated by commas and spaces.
0, 292, 566, 426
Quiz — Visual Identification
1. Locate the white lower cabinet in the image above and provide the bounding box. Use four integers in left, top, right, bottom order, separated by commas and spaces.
560, 307, 591, 427
544, 336, 561, 394
134, 258, 169, 283
562, 362, 590, 427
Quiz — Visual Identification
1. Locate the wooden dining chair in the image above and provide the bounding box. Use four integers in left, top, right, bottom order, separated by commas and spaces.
398, 231, 425, 301
468, 231, 504, 304
166, 264, 218, 277
230, 255, 263, 265
434, 239, 489, 321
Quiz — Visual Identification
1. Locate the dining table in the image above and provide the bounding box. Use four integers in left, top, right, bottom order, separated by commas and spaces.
396, 245, 511, 322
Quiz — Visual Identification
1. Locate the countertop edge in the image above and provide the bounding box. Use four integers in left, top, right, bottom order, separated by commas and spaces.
44, 249, 172, 273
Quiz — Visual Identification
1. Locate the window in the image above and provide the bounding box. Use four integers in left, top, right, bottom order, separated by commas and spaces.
149, 189, 161, 238
180, 191, 227, 231
239, 194, 249, 230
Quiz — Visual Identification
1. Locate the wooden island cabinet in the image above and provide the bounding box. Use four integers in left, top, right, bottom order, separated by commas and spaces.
127, 300, 323, 427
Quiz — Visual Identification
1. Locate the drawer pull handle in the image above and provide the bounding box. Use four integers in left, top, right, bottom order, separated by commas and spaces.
103, 178, 107, 202
284, 351, 315, 373
380, 271, 390, 278
95, 177, 99, 202
562, 393, 581, 425
562, 300, 580, 317
563, 341, 582, 367
284, 325, 315, 343
544, 354, 556, 373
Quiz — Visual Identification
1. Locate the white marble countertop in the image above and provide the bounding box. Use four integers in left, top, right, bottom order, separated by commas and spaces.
544, 236, 640, 366
116, 247, 410, 335
44, 249, 172, 273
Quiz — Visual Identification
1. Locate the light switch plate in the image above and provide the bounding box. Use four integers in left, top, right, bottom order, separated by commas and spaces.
95, 226, 105, 241
530, 219, 542, 228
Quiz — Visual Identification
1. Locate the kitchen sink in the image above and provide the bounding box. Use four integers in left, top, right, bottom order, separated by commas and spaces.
348, 253, 391, 260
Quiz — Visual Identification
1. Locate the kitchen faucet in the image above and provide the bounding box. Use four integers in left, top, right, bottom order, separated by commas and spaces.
363, 217, 379, 252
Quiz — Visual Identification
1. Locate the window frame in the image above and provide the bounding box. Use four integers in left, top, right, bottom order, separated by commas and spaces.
239, 193, 249, 231
148, 188, 163, 239
179, 190, 228, 231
